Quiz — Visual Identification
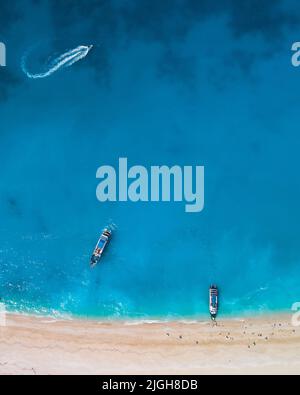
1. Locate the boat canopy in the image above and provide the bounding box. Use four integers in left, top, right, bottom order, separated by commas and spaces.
97, 238, 106, 248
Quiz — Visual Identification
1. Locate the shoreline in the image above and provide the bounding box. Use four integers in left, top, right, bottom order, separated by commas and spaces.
1, 311, 300, 375
3, 306, 293, 324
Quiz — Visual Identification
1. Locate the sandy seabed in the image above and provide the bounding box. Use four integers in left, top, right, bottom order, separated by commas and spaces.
0, 313, 300, 375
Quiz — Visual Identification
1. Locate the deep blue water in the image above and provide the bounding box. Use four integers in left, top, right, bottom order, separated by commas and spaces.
1, 0, 300, 319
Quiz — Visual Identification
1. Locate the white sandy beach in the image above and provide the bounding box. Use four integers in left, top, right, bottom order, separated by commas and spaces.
0, 313, 300, 375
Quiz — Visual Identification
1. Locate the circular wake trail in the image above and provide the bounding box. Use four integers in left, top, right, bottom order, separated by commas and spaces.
22, 45, 93, 79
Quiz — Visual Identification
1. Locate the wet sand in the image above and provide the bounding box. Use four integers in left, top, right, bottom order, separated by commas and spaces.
0, 313, 300, 375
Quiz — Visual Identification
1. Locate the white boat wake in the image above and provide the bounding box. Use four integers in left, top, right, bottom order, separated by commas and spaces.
22, 45, 93, 79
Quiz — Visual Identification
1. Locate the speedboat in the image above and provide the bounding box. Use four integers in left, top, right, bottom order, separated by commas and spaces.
209, 285, 219, 321
90, 229, 112, 268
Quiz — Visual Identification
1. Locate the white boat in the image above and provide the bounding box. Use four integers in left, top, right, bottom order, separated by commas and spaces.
90, 229, 112, 267
209, 285, 219, 320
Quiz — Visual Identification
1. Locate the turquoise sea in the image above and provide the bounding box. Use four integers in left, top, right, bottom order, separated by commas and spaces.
1, 0, 300, 320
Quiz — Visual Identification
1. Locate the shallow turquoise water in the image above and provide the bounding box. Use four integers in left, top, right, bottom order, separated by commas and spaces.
1, 1, 300, 320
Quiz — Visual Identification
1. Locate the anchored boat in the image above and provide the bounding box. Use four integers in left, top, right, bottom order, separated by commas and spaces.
90, 229, 112, 267
209, 285, 219, 321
